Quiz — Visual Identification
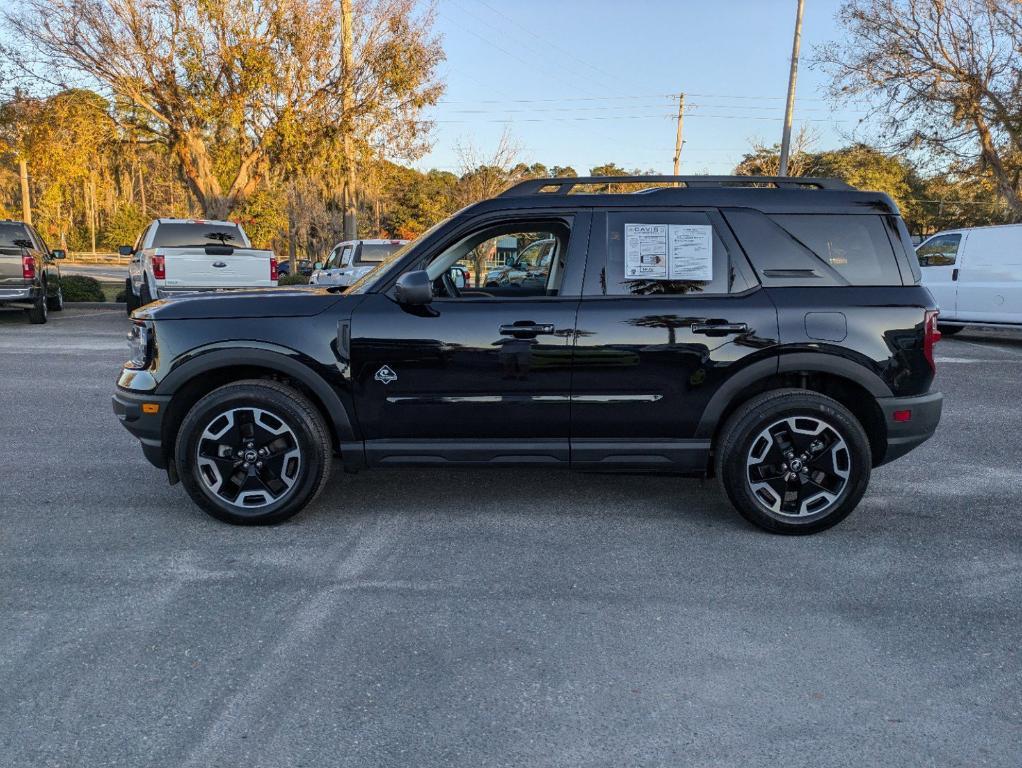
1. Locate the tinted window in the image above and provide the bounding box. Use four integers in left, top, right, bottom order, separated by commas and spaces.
425, 220, 572, 299
601, 211, 731, 296
357, 243, 405, 264
916, 234, 961, 267
0, 222, 34, 249
151, 223, 246, 248
770, 214, 902, 285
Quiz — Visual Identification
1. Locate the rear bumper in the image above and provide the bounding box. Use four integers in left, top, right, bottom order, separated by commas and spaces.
0, 286, 40, 305
112, 388, 172, 469
876, 391, 943, 465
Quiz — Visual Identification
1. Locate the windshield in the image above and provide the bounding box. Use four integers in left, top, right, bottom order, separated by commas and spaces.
345, 218, 453, 294
0, 222, 33, 249
151, 222, 249, 248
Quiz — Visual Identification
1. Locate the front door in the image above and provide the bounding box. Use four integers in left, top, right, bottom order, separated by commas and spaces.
350, 212, 590, 466
917, 232, 963, 318
571, 209, 779, 470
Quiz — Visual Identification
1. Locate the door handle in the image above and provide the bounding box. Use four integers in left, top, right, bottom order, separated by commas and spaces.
690, 322, 749, 335
499, 322, 556, 336
952, 268, 959, 281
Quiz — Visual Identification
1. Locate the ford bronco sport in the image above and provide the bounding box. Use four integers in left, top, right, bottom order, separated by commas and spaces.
112, 176, 943, 534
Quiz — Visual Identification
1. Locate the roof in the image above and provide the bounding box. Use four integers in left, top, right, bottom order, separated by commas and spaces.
155, 218, 240, 226
462, 175, 900, 217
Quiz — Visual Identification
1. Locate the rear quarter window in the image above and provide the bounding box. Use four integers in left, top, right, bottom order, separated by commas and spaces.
770, 214, 903, 286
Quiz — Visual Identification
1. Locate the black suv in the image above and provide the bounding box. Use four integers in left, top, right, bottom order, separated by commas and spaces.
113, 176, 942, 534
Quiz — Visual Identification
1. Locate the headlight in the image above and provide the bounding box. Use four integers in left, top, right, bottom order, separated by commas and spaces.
125, 322, 152, 370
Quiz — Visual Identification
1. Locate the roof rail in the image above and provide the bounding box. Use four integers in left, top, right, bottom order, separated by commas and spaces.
499, 175, 853, 197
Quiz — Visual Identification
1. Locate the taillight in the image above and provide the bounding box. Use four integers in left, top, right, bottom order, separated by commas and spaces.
22, 254, 34, 279
152, 255, 166, 280
270, 257, 278, 281
923, 309, 941, 373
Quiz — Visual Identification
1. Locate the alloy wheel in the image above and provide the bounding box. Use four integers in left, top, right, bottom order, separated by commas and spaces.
745, 416, 851, 518
195, 407, 302, 509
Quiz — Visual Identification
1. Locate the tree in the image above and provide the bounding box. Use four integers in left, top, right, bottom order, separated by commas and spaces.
810, 143, 920, 223
3, 0, 444, 218
733, 126, 817, 177
819, 0, 1022, 218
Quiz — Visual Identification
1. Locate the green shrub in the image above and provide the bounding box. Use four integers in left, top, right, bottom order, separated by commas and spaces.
61, 275, 106, 302
278, 273, 309, 286
114, 289, 129, 303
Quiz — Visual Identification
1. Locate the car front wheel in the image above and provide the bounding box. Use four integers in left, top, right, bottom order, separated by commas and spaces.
715, 389, 871, 534
175, 380, 332, 525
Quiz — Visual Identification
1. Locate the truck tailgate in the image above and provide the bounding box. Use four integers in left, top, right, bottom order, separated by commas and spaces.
161, 248, 274, 288
0, 248, 29, 288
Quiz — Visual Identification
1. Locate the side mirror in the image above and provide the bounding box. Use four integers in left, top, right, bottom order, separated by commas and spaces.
118, 245, 133, 256
51, 249, 66, 259
313, 262, 324, 271
394, 270, 432, 305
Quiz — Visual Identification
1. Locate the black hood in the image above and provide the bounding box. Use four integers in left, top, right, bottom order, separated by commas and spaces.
133, 286, 347, 321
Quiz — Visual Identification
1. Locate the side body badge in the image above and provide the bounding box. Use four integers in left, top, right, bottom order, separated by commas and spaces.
374, 365, 398, 384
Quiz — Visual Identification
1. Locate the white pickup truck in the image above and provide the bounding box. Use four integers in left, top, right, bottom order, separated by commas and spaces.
308, 239, 408, 287
123, 218, 277, 310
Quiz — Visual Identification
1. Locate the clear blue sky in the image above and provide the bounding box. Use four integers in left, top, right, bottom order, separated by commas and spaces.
420, 0, 866, 175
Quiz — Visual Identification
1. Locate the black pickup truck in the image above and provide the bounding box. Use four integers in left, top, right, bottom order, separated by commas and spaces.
0, 220, 65, 323
113, 176, 942, 534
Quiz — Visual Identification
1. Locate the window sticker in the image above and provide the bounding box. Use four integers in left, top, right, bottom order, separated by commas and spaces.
624, 223, 713, 281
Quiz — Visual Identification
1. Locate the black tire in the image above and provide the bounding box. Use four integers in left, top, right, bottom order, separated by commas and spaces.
139, 281, 154, 306
125, 278, 139, 315
938, 323, 964, 336
714, 389, 872, 535
174, 380, 332, 525
26, 292, 48, 324
47, 284, 64, 312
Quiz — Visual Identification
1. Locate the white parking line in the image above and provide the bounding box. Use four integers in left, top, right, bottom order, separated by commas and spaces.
936, 357, 1022, 364
948, 338, 1022, 358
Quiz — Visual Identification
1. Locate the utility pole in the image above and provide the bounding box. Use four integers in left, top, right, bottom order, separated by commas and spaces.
19, 157, 31, 225
672, 93, 685, 175
341, 0, 357, 242
778, 0, 805, 177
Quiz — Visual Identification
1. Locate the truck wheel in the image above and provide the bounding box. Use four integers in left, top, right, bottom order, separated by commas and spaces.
714, 389, 872, 535
47, 285, 64, 312
139, 282, 154, 306
26, 293, 48, 324
125, 279, 139, 314
174, 380, 332, 525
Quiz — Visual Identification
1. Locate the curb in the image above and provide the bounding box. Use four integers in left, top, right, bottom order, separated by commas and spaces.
64, 302, 123, 309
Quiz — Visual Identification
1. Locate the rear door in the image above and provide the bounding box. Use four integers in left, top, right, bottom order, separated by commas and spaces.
917, 232, 965, 319
953, 227, 1022, 324
570, 208, 777, 470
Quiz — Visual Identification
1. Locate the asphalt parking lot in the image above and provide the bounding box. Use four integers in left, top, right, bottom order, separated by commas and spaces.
1, 307, 1019, 768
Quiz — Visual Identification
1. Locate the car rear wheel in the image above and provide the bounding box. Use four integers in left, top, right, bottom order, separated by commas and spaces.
139, 282, 154, 306
715, 389, 871, 534
175, 380, 332, 525
26, 292, 48, 324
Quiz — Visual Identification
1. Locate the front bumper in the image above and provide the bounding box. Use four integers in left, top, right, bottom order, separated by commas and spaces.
876, 390, 943, 465
112, 388, 172, 469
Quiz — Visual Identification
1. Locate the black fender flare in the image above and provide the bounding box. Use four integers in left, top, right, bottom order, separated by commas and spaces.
695, 352, 892, 439
158, 344, 356, 443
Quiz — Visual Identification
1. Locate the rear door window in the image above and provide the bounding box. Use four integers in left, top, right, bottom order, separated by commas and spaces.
599, 211, 733, 296
916, 234, 962, 267
769, 214, 902, 285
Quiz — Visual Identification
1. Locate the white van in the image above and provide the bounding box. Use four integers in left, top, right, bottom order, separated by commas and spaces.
917, 223, 1022, 332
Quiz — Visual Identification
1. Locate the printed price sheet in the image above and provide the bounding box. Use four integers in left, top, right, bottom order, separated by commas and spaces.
625, 223, 713, 281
